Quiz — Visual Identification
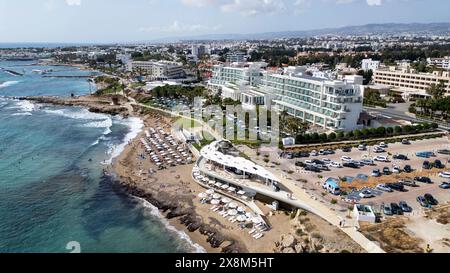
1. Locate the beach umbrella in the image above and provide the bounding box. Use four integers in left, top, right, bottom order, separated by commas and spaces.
228, 187, 236, 192
206, 189, 215, 195
227, 209, 238, 216
211, 199, 220, 205
215, 182, 223, 188
221, 197, 231, 204
237, 207, 246, 213
213, 194, 221, 200
245, 212, 253, 218
198, 192, 208, 199
228, 202, 238, 209
208, 180, 216, 186
236, 215, 247, 222
221, 185, 230, 190
252, 217, 262, 224
237, 190, 246, 195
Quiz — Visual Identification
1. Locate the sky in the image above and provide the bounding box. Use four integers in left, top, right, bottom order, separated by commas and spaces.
0, 0, 449, 43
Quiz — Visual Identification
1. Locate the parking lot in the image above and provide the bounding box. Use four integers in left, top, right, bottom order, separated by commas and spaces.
255, 136, 450, 213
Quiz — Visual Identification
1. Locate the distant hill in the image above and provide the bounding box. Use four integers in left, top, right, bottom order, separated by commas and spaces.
151, 22, 450, 42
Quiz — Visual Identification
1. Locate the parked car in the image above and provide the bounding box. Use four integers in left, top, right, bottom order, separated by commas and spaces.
399, 201, 412, 213
321, 158, 332, 164
393, 154, 408, 160
342, 147, 352, 153
387, 183, 405, 192
305, 165, 321, 173
424, 194, 438, 206
417, 196, 430, 208
382, 204, 393, 216
361, 159, 375, 165
404, 165, 413, 173
383, 167, 391, 175
373, 146, 385, 153
399, 179, 417, 187
439, 182, 450, 189
437, 149, 450, 155
310, 150, 318, 156
390, 203, 403, 215
414, 176, 432, 184
422, 161, 432, 170
358, 144, 366, 151
393, 166, 401, 174
377, 184, 393, 192
343, 162, 359, 169
372, 169, 381, 177
341, 156, 353, 162
439, 172, 450, 179
329, 162, 343, 168
402, 139, 410, 145
318, 150, 327, 156
325, 149, 335, 155
434, 160, 445, 169
374, 156, 389, 162
416, 151, 435, 158
379, 142, 388, 148
359, 190, 375, 199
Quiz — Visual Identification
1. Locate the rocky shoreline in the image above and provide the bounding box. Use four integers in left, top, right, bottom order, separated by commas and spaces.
113, 174, 246, 253
21, 95, 130, 116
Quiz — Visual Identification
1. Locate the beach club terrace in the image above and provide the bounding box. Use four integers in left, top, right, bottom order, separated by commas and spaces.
200, 140, 280, 188
192, 140, 310, 212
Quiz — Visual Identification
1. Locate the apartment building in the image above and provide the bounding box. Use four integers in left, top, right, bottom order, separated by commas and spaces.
361, 58, 380, 72
373, 66, 450, 98
131, 60, 185, 79
226, 52, 246, 63
427, 56, 450, 70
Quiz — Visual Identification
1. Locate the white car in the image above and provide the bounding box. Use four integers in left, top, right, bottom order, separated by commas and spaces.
439, 172, 450, 179
311, 150, 318, 156
341, 156, 353, 162
377, 184, 393, 192
359, 190, 375, 199
329, 162, 343, 168
374, 156, 389, 162
393, 166, 401, 174
379, 142, 388, 148
322, 158, 332, 164
373, 146, 385, 153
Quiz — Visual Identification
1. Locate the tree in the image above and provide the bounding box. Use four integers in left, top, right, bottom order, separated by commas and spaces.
394, 126, 403, 135
328, 132, 337, 141
427, 81, 446, 100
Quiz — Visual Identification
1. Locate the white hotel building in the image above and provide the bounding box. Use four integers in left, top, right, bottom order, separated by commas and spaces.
263, 73, 364, 131
131, 60, 185, 80
208, 63, 364, 132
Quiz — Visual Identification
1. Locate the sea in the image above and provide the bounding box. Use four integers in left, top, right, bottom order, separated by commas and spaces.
0, 61, 202, 253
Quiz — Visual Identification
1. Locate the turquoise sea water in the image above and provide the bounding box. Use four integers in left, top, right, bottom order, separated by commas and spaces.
0, 61, 200, 253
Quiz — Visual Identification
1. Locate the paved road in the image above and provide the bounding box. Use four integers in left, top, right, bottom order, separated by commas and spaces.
364, 104, 450, 130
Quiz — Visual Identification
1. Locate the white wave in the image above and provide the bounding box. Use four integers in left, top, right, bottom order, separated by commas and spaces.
7, 100, 36, 113
11, 112, 32, 116
0, 81, 19, 89
136, 197, 206, 253
104, 117, 144, 164
43, 108, 110, 122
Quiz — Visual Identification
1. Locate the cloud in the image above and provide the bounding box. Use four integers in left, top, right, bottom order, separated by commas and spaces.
65, 0, 81, 6
366, 0, 382, 5
181, 0, 286, 16
139, 21, 222, 33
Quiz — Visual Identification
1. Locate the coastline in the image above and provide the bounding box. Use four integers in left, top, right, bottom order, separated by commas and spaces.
17, 91, 367, 254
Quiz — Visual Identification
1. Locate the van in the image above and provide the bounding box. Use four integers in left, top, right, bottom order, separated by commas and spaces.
323, 178, 341, 195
